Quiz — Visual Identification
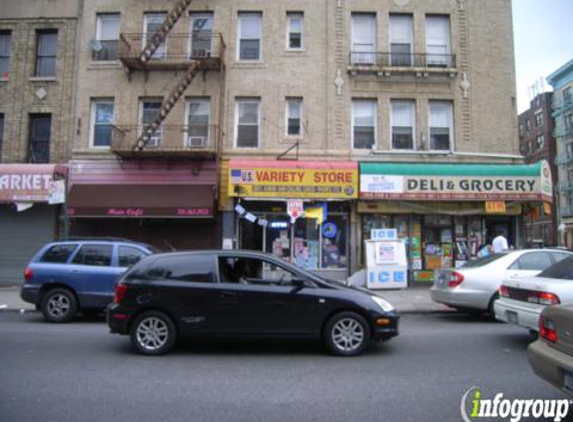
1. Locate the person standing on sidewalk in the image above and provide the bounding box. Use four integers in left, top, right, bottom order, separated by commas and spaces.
492, 228, 509, 253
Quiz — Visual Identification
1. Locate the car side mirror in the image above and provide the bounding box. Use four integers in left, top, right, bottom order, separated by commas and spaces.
291, 278, 305, 293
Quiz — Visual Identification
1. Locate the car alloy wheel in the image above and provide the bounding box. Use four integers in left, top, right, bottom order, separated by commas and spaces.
41, 288, 77, 323
324, 311, 371, 356
131, 311, 176, 355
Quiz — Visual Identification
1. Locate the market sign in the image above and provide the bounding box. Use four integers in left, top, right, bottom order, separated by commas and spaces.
360, 161, 553, 203
229, 160, 358, 199
485, 201, 506, 213
0, 164, 66, 203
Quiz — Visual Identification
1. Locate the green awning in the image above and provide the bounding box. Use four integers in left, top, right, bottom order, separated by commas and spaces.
360, 162, 541, 177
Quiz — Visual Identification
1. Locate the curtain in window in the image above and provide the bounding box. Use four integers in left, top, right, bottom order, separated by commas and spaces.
187, 99, 210, 144
426, 16, 450, 66
190, 13, 213, 57
239, 13, 261, 60
392, 101, 414, 149
390, 15, 412, 66
353, 100, 376, 149
352, 14, 376, 64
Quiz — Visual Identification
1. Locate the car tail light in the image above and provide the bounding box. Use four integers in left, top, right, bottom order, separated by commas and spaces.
527, 291, 560, 306
499, 285, 509, 297
114, 283, 128, 304
24, 267, 33, 282
539, 315, 558, 343
448, 271, 465, 288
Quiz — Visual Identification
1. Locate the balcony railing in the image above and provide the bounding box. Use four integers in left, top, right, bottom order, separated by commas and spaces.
118, 33, 225, 71
348, 52, 456, 75
27, 139, 50, 163
111, 124, 219, 159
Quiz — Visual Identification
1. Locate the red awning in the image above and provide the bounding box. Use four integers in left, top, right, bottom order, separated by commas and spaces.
0, 164, 67, 203
67, 160, 216, 218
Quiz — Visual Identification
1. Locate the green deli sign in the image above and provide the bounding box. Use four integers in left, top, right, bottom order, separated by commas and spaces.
360, 161, 553, 203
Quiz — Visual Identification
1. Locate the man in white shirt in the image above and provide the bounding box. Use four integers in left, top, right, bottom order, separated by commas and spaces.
492, 229, 509, 253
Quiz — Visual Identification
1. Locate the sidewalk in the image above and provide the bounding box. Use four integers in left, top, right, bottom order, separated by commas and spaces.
0, 283, 452, 314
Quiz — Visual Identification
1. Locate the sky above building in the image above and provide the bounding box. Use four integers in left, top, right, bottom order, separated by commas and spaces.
513, 0, 573, 113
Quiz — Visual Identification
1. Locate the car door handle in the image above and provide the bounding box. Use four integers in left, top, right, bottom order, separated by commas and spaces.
219, 291, 237, 299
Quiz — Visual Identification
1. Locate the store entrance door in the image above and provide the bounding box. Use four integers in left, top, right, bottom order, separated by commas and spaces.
485, 217, 514, 249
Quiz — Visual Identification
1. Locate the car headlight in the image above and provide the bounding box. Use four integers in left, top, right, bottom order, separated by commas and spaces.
372, 296, 395, 312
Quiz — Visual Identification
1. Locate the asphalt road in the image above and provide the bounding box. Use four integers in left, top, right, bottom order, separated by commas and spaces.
0, 311, 569, 422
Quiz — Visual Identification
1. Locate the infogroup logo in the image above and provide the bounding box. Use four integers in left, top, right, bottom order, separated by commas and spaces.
460, 387, 570, 422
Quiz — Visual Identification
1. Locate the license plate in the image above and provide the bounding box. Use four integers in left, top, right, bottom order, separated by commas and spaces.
506, 311, 519, 324
564, 371, 573, 393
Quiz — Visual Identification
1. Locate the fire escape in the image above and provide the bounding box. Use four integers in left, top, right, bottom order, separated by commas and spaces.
113, 0, 225, 160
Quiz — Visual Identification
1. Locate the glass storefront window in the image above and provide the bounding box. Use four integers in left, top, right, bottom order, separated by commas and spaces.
321, 215, 347, 269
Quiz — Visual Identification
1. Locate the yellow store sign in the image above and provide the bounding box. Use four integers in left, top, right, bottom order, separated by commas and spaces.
228, 160, 358, 199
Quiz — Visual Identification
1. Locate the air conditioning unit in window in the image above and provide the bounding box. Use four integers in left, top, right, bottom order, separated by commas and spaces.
193, 49, 207, 58
187, 136, 206, 148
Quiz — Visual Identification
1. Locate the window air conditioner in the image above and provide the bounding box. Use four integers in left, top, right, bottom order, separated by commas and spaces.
187, 136, 206, 148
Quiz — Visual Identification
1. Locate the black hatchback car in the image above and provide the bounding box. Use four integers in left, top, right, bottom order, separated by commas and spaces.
107, 250, 399, 356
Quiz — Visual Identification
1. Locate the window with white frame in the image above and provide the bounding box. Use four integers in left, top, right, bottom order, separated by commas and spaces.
390, 14, 413, 67
351, 14, 376, 65
236, 98, 260, 148
94, 14, 119, 61
429, 101, 453, 151
0, 32, 11, 77
352, 100, 376, 150
91, 99, 114, 147
238, 13, 262, 61
139, 100, 162, 148
425, 15, 451, 67
144, 13, 167, 59
286, 98, 302, 136
187, 98, 210, 148
391, 100, 415, 150
36, 30, 58, 77
190, 12, 213, 58
536, 134, 545, 149
286, 12, 303, 50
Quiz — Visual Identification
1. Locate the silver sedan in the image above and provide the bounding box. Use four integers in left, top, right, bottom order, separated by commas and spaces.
430, 249, 573, 315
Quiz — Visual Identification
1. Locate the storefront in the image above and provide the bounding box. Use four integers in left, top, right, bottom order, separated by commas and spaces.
66, 160, 219, 250
0, 164, 67, 284
359, 161, 553, 282
227, 160, 358, 280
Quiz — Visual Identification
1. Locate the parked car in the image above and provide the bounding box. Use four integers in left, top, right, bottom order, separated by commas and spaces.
528, 304, 573, 396
430, 249, 573, 316
107, 250, 399, 356
21, 239, 158, 323
495, 255, 573, 331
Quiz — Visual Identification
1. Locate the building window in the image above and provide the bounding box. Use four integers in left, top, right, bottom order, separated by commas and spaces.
429, 101, 453, 150
425, 15, 451, 67
286, 12, 303, 50
536, 134, 545, 149
391, 100, 415, 150
390, 14, 413, 67
235, 98, 260, 148
351, 14, 376, 65
352, 100, 376, 150
94, 14, 119, 61
518, 122, 523, 135
0, 32, 11, 78
525, 119, 531, 131
28, 114, 51, 163
535, 110, 543, 127
0, 113, 4, 161
238, 13, 262, 61
563, 87, 572, 105
36, 30, 58, 77
286, 98, 302, 136
144, 13, 167, 59
190, 13, 213, 58
187, 98, 210, 148
91, 99, 114, 147
139, 100, 162, 148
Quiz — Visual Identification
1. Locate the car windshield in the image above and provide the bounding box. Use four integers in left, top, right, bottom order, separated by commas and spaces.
537, 256, 573, 280
461, 253, 507, 268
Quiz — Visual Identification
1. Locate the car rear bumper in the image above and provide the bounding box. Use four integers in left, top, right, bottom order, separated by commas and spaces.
20, 284, 40, 305
494, 298, 542, 331
528, 339, 573, 396
430, 286, 490, 311
107, 303, 131, 334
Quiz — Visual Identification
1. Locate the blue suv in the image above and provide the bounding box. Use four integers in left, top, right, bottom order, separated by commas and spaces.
21, 239, 158, 323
